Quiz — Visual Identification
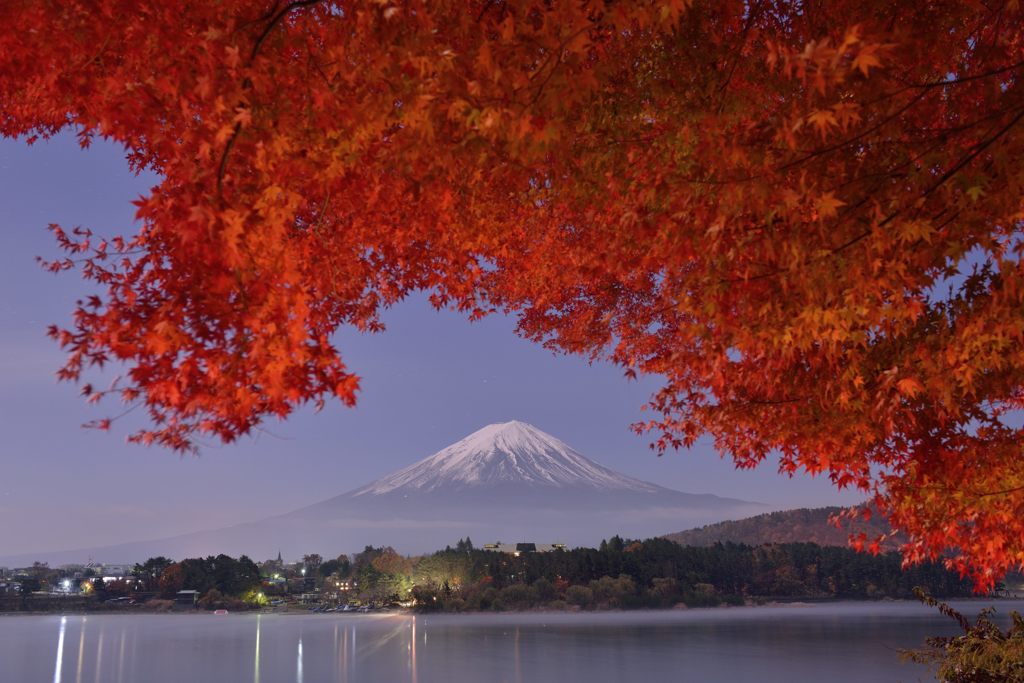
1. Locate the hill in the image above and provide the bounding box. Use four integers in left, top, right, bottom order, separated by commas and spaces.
664, 507, 903, 550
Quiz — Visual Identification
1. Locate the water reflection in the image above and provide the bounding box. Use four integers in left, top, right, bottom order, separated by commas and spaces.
16, 602, 1021, 683
75, 619, 86, 683
513, 626, 521, 683
52, 616, 66, 683
116, 629, 125, 683
93, 631, 103, 683
253, 614, 262, 683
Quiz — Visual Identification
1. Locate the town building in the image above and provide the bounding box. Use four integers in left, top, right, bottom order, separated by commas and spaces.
482, 542, 567, 556
99, 564, 133, 577
175, 590, 200, 607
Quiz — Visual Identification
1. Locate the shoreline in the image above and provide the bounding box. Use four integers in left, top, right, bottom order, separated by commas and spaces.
3, 595, 1021, 618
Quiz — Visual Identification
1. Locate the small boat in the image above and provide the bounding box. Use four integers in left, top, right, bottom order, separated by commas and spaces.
213, 609, 229, 615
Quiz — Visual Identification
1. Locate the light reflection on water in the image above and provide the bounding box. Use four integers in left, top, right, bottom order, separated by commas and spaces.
410, 619, 417, 683
74, 618, 85, 683
253, 614, 261, 683
51, 616, 66, 683
93, 630, 103, 683
15, 601, 1024, 683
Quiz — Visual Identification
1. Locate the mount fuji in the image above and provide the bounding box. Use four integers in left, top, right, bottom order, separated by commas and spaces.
1, 421, 766, 565
350, 420, 662, 494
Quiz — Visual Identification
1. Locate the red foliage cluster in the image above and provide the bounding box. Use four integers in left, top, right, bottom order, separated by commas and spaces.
2, 0, 1023, 589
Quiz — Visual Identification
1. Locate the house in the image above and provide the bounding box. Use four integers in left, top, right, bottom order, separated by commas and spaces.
175, 590, 200, 607
99, 564, 132, 577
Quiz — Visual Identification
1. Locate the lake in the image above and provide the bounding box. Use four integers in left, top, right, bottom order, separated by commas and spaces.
3, 601, 1022, 683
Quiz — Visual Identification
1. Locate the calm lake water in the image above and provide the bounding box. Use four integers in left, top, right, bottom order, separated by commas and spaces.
2, 601, 1022, 683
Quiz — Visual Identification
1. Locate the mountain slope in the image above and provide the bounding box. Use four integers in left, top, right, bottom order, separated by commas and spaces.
1, 421, 765, 565
664, 507, 904, 550
290, 421, 754, 518
350, 421, 661, 495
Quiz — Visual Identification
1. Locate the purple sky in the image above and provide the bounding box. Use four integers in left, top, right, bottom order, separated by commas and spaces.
0, 134, 858, 558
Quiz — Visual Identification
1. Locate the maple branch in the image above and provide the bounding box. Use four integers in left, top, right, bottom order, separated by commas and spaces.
84, 399, 143, 432
71, 33, 113, 73
525, 26, 592, 108
216, 124, 243, 199
969, 483, 1024, 498
725, 103, 1024, 285
897, 59, 1024, 90
735, 396, 807, 406
218, 0, 326, 198
714, 1, 763, 115
236, 2, 286, 33
920, 106, 1024, 199
249, 0, 324, 64
924, 481, 1024, 499
775, 88, 932, 174
476, 0, 495, 23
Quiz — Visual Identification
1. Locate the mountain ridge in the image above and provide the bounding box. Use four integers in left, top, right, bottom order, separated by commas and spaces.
350, 421, 662, 495
1, 421, 766, 565
664, 506, 903, 550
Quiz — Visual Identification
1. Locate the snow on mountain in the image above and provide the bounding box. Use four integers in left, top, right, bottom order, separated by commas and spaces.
351, 420, 661, 495
1, 421, 769, 565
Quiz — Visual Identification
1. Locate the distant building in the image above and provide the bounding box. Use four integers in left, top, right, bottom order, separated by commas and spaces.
100, 564, 132, 577
58, 565, 88, 579
483, 542, 567, 557
260, 551, 285, 574
175, 590, 200, 607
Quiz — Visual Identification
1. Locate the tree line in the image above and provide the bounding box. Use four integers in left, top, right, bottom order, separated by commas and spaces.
408, 537, 974, 612
131, 537, 976, 611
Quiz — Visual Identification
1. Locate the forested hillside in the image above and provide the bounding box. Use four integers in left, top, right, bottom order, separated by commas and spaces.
665, 508, 903, 551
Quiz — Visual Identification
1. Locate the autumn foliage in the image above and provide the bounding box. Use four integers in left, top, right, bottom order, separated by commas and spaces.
2, 1, 1023, 589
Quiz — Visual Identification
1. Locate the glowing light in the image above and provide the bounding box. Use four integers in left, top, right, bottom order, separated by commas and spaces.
53, 616, 67, 683
253, 615, 262, 683
410, 619, 417, 683
296, 638, 304, 683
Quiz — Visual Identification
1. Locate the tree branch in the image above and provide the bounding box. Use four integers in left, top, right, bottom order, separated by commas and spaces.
218, 0, 326, 198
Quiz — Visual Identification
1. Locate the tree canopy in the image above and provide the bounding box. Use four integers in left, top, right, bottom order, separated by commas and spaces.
2, 0, 1023, 589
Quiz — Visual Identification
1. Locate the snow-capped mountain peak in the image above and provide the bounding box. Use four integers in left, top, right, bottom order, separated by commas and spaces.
351, 420, 661, 496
